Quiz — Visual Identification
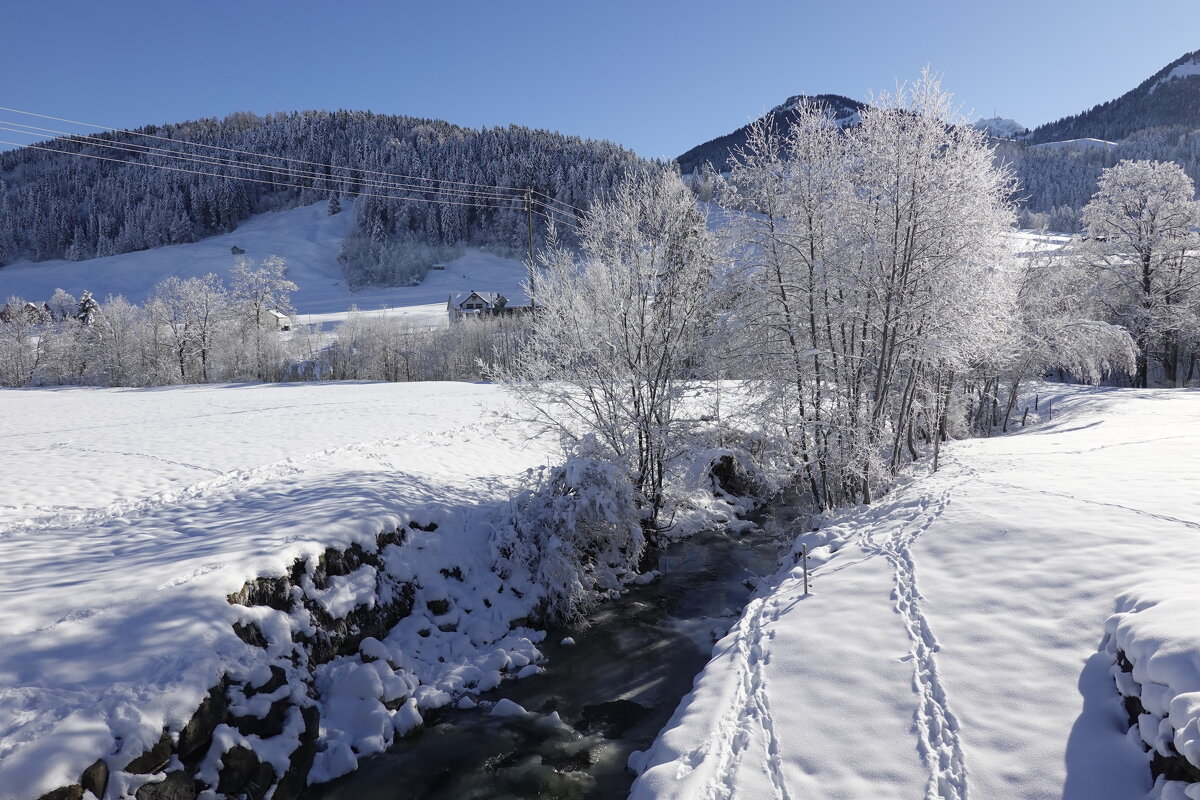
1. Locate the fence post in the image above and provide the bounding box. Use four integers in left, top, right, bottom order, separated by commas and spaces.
1022, 407, 1029, 427
801, 544, 810, 596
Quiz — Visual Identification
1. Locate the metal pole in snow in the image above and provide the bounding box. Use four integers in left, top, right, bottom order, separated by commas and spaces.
801, 544, 810, 596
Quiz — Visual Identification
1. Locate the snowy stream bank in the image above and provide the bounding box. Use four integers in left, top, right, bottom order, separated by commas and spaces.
2, 381, 781, 800
301, 524, 791, 800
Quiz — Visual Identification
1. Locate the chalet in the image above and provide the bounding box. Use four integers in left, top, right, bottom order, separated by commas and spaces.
265, 309, 291, 331
0, 302, 48, 325
231, 246, 245, 255
447, 291, 530, 324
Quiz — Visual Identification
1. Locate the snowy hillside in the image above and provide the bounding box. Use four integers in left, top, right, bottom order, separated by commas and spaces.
0, 200, 528, 326
1027, 48, 1200, 144
631, 386, 1200, 800
1150, 54, 1200, 92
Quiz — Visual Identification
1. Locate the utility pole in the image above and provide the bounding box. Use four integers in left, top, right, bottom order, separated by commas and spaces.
524, 187, 535, 309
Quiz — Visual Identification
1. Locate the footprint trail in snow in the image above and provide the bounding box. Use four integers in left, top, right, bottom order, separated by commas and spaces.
860, 482, 969, 800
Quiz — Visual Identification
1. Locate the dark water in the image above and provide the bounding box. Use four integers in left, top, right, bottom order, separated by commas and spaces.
302, 522, 792, 800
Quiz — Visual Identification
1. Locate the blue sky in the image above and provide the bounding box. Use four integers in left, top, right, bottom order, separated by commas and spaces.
1, 0, 1198, 159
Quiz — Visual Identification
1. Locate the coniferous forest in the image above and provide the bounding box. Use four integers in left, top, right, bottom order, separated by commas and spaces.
0, 110, 653, 280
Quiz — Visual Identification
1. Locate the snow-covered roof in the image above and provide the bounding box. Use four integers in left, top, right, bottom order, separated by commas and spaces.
450, 291, 509, 309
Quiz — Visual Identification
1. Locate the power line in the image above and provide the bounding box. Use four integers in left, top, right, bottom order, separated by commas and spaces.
528, 198, 582, 229
0, 105, 590, 217
530, 190, 586, 215
0, 121, 522, 204
530, 207, 581, 231
0, 138, 528, 212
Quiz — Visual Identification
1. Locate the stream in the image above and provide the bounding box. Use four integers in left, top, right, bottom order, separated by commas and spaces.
302, 512, 798, 800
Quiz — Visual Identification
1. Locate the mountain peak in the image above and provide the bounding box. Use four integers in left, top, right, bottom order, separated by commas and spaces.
971, 117, 1028, 140
676, 93, 865, 173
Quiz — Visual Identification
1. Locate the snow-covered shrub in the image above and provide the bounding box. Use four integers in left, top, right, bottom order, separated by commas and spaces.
338, 230, 461, 289
492, 452, 645, 624
701, 448, 764, 501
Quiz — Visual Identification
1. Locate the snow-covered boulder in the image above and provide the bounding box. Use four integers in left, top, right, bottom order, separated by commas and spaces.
1105, 580, 1200, 796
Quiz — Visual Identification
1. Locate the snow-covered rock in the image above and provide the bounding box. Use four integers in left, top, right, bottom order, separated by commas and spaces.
1106, 581, 1200, 794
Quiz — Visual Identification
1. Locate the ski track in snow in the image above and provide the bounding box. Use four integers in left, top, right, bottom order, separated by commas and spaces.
71, 445, 226, 476
859, 477, 969, 800
0, 420, 484, 540
976, 477, 1200, 532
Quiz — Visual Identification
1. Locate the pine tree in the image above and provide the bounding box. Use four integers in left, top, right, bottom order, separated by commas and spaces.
76, 290, 100, 326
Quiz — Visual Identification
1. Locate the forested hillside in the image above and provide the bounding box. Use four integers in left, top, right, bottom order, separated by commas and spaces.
1000, 126, 1200, 230
1000, 48, 1200, 230
0, 110, 653, 284
1027, 49, 1200, 144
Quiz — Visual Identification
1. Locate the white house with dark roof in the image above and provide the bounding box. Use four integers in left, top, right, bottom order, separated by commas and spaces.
447, 291, 529, 323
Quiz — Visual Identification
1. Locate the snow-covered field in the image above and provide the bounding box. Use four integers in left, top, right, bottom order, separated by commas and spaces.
631, 386, 1200, 800
0, 201, 528, 327
0, 382, 557, 798
3, 378, 1199, 799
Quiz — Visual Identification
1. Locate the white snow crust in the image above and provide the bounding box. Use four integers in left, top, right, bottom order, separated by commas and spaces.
631, 386, 1200, 800
1030, 137, 1119, 151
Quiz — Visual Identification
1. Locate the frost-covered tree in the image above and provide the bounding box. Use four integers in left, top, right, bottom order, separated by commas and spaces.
88, 295, 150, 386
982, 249, 1135, 431
230, 255, 296, 325
495, 168, 721, 533
46, 289, 77, 321
721, 72, 1019, 505
227, 255, 296, 380
1080, 159, 1200, 386
146, 274, 229, 382
0, 296, 42, 386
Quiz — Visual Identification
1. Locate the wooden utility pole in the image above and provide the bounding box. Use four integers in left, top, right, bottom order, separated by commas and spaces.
524, 187, 535, 308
